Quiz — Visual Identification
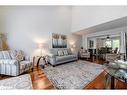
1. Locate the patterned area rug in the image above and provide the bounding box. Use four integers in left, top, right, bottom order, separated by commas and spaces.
43, 61, 104, 89
0, 74, 33, 90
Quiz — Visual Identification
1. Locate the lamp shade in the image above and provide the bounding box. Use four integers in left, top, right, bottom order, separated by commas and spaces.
37, 43, 48, 49
38, 43, 43, 49
37, 43, 48, 56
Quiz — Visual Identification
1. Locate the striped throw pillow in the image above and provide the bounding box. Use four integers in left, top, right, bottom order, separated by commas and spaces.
2, 51, 11, 59
57, 50, 64, 56
63, 50, 68, 55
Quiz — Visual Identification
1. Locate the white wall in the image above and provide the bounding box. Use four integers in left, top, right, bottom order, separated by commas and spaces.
3, 6, 126, 55
72, 6, 127, 32
68, 34, 82, 53
0, 7, 7, 33
1, 6, 82, 56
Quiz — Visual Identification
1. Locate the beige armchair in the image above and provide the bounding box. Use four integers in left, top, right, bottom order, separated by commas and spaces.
106, 48, 121, 62
106, 53, 120, 62
79, 49, 90, 59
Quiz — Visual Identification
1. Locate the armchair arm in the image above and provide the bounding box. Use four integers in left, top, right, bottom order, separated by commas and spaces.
25, 56, 33, 63
106, 53, 121, 62
106, 53, 120, 58
47, 53, 56, 58
46, 53, 56, 64
0, 59, 19, 66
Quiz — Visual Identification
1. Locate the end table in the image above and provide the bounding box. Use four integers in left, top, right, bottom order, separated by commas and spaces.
33, 56, 47, 69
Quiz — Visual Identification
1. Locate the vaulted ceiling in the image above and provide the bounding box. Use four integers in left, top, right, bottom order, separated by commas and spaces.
71, 6, 127, 35
75, 16, 127, 35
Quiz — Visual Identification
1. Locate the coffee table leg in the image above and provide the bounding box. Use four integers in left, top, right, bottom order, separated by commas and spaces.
37, 56, 43, 67
111, 76, 115, 89
32, 68, 34, 71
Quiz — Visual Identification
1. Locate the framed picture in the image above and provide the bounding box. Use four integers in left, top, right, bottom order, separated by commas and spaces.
89, 40, 94, 48
52, 33, 67, 48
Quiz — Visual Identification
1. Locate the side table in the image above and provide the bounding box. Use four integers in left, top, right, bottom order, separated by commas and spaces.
33, 56, 47, 69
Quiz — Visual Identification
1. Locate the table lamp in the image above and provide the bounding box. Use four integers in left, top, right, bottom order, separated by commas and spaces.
38, 43, 43, 56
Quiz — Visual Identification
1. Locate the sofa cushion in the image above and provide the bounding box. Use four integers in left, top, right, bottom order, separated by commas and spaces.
56, 55, 76, 62
20, 61, 32, 70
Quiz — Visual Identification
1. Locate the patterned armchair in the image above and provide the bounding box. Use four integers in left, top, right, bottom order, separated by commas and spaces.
79, 49, 90, 59
106, 48, 120, 62
106, 53, 120, 62
0, 50, 33, 76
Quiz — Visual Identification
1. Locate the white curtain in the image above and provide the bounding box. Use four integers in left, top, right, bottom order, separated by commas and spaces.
120, 31, 126, 57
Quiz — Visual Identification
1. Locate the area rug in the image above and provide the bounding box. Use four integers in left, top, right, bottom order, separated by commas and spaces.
43, 61, 104, 89
0, 74, 33, 90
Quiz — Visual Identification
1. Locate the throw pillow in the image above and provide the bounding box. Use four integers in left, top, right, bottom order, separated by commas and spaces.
58, 50, 64, 56
15, 50, 25, 62
67, 49, 72, 55
63, 50, 68, 55
2, 51, 11, 59
9, 50, 17, 59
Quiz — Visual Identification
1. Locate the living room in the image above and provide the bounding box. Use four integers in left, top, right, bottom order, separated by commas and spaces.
0, 5, 127, 92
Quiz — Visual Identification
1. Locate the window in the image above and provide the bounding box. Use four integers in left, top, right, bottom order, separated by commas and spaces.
104, 39, 120, 50
112, 39, 120, 50
105, 40, 111, 47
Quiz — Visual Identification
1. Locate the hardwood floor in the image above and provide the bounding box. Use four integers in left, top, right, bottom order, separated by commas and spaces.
30, 67, 55, 89
0, 57, 127, 89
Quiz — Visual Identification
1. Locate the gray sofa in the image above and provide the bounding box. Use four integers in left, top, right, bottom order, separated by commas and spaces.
47, 48, 78, 66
